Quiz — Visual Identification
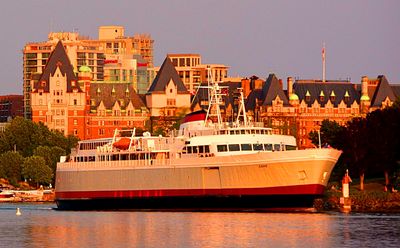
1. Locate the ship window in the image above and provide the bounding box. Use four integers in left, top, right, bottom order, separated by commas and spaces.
192, 146, 198, 153
264, 144, 273, 151
251, 130, 256, 134
241, 144, 252, 151
217, 145, 228, 152
230, 130, 235, 135
241, 130, 245, 134
205, 145, 210, 153
187, 146, 192, 154
274, 144, 281, 151
199, 146, 204, 153
253, 143, 263, 151
228, 144, 240, 151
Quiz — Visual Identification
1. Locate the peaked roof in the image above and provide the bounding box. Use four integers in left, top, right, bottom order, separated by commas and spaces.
90, 83, 147, 110
370, 75, 397, 107
34, 41, 81, 93
147, 57, 188, 94
261, 74, 290, 106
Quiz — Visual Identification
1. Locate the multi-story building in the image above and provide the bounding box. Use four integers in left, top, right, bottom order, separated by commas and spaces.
0, 95, 24, 122
23, 32, 104, 119
155, 54, 229, 94
247, 75, 399, 148
30, 41, 149, 140
193, 74, 400, 149
23, 26, 154, 118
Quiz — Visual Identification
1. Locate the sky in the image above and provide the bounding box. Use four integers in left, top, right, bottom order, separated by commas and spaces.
0, 0, 399, 94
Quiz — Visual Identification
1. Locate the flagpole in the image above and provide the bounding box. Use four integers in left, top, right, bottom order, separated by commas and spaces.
322, 42, 326, 83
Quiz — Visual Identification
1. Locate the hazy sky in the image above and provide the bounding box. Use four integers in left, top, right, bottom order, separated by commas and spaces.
0, 0, 399, 94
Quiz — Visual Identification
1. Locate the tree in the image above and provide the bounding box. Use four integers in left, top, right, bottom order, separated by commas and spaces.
33, 146, 66, 174
0, 151, 24, 186
0, 117, 78, 157
343, 117, 370, 190
22, 156, 53, 187
309, 119, 345, 149
366, 103, 400, 186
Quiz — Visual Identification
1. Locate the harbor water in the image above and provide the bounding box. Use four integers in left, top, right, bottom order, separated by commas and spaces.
1, 203, 399, 248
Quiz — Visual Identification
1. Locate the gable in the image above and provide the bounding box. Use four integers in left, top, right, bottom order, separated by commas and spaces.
147, 57, 188, 94
34, 41, 81, 93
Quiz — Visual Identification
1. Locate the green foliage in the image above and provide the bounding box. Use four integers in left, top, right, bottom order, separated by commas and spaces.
312, 104, 400, 183
0, 117, 78, 157
22, 156, 53, 186
33, 146, 66, 174
0, 151, 24, 186
309, 119, 345, 148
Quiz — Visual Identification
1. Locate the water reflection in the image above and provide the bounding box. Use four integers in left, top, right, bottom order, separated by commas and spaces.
1, 204, 400, 248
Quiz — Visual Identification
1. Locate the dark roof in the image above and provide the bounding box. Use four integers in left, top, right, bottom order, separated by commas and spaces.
261, 74, 290, 106
191, 82, 241, 110
293, 81, 359, 107
370, 75, 397, 107
90, 83, 147, 110
147, 57, 188, 94
391, 85, 400, 100
245, 89, 263, 111
35, 41, 81, 93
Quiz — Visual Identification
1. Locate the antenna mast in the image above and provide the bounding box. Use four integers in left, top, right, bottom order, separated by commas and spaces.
322, 42, 326, 83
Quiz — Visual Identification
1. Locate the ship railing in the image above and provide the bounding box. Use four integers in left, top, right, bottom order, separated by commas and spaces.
59, 155, 171, 169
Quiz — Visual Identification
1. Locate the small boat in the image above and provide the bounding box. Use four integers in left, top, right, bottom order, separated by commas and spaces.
0, 190, 15, 201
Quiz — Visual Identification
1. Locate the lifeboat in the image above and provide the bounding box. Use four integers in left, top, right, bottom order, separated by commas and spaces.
112, 137, 131, 150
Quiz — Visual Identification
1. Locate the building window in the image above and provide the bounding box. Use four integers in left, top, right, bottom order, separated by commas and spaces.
74, 129, 78, 136
74, 119, 78, 125
74, 99, 77, 105
167, 99, 176, 106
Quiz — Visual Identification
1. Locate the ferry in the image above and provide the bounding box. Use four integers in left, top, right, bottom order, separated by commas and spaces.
55, 82, 341, 210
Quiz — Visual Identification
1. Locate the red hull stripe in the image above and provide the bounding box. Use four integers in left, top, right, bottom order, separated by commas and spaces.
182, 112, 207, 123
56, 184, 325, 199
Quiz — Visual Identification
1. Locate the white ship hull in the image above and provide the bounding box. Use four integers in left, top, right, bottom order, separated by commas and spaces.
55, 148, 341, 210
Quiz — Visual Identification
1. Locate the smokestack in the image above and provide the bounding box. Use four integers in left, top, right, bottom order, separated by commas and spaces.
287, 77, 293, 96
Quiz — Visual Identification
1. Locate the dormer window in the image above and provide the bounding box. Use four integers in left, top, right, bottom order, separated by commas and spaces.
71, 81, 76, 87
125, 87, 130, 97
41, 81, 46, 87
305, 90, 311, 102
330, 91, 336, 102
319, 90, 325, 102
111, 87, 116, 97
344, 90, 350, 103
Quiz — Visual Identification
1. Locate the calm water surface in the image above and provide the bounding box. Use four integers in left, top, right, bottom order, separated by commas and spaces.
0, 203, 399, 248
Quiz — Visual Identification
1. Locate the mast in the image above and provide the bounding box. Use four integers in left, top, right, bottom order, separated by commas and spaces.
204, 66, 226, 128
322, 42, 326, 83
235, 88, 249, 127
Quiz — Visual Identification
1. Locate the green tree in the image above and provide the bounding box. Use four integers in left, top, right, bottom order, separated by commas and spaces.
309, 119, 345, 148
22, 156, 53, 187
342, 117, 370, 190
0, 117, 78, 157
366, 103, 400, 186
0, 151, 24, 186
33, 146, 66, 174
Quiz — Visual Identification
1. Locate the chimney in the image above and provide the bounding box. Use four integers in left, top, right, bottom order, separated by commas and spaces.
287, 77, 293, 96
241, 78, 251, 98
361, 76, 369, 97
278, 79, 283, 89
